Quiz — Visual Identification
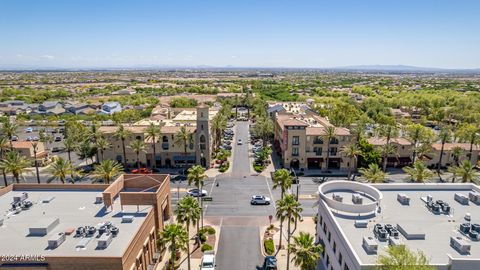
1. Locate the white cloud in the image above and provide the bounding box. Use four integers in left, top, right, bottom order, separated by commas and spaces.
40, 55, 54, 59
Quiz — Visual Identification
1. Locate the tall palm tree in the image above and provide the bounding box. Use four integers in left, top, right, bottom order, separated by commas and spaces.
254, 117, 274, 147
175, 196, 201, 270
77, 140, 96, 165
437, 128, 452, 173
288, 232, 323, 270
211, 114, 227, 149
157, 224, 189, 270
457, 124, 479, 163
129, 139, 146, 171
88, 122, 102, 163
31, 142, 41, 184
145, 123, 161, 170
403, 161, 433, 183
405, 124, 430, 163
63, 137, 78, 164
175, 126, 193, 156
272, 168, 294, 252
92, 160, 123, 184
340, 144, 362, 180
0, 136, 9, 186
95, 137, 111, 162
380, 143, 398, 172
47, 157, 77, 184
276, 194, 303, 270
451, 146, 463, 166
359, 163, 386, 183
187, 165, 207, 231
322, 126, 336, 171
113, 125, 132, 167
415, 143, 432, 161
1, 121, 18, 150
350, 122, 366, 144
0, 151, 30, 183
234, 94, 240, 119
449, 160, 478, 183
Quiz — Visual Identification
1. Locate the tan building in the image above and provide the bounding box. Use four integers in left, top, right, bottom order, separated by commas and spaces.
426, 143, 480, 167
0, 174, 171, 270
273, 111, 353, 171
11, 141, 49, 166
367, 137, 413, 167
100, 106, 216, 168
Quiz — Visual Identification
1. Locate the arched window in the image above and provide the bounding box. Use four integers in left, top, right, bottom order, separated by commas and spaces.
330, 137, 339, 144
162, 136, 168, 143
200, 135, 206, 143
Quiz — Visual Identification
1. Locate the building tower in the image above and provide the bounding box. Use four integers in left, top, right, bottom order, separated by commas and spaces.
196, 105, 211, 168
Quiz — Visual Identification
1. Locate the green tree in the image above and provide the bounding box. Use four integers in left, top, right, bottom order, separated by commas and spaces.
0, 151, 30, 183
288, 232, 323, 270
405, 124, 434, 163
95, 137, 111, 162
272, 168, 294, 253
145, 123, 161, 170
322, 126, 336, 171
31, 141, 41, 184
357, 138, 382, 168
187, 165, 207, 232
63, 136, 78, 164
380, 143, 398, 172
157, 224, 189, 270
211, 114, 227, 150
457, 124, 479, 163
175, 196, 201, 270
359, 163, 387, 183
92, 160, 123, 184
129, 139, 146, 170
47, 157, 77, 184
451, 146, 463, 166
376, 245, 434, 270
175, 126, 193, 156
77, 140, 96, 165
449, 160, 478, 183
437, 127, 452, 173
340, 143, 362, 180
275, 194, 303, 270
253, 117, 274, 147
0, 136, 10, 186
403, 161, 433, 183
1, 121, 18, 149
113, 125, 131, 167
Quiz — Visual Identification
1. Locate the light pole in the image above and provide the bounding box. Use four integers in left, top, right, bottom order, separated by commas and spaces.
32, 142, 41, 184
291, 168, 300, 232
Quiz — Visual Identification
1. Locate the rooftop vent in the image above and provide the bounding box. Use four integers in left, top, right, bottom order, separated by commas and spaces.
95, 194, 103, 204
355, 220, 368, 228
48, 232, 66, 249
455, 193, 469, 205
397, 193, 410, 205
469, 192, 480, 204
29, 218, 60, 236
362, 236, 378, 254
75, 237, 92, 249
332, 194, 343, 202
122, 215, 135, 223
450, 236, 471, 254
13, 192, 28, 203
352, 193, 363, 204
465, 213, 471, 221
97, 233, 113, 249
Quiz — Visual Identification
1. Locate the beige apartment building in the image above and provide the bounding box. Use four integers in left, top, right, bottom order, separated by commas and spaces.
272, 111, 354, 171
367, 137, 413, 167
425, 143, 480, 168
99, 106, 216, 168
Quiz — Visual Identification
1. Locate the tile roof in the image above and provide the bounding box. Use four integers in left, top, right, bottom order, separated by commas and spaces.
431, 143, 480, 151
367, 137, 412, 146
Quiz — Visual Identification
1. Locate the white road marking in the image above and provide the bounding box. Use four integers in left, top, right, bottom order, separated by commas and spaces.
264, 175, 276, 210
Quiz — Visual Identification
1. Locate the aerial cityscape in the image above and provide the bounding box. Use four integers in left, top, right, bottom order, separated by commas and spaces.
1, 1, 480, 270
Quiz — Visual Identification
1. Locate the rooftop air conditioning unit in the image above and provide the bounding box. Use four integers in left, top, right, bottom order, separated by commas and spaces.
355, 220, 368, 228
397, 193, 410, 205
450, 236, 471, 254
13, 192, 28, 203
75, 237, 92, 249
332, 194, 343, 202
122, 215, 135, 223
48, 232, 66, 249
455, 193, 469, 205
352, 193, 363, 204
469, 192, 480, 204
95, 194, 103, 204
362, 236, 378, 254
97, 233, 113, 249
29, 218, 60, 236
388, 237, 403, 246
460, 223, 471, 234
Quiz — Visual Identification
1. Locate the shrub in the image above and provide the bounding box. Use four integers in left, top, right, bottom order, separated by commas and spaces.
199, 233, 207, 243
201, 244, 213, 252
267, 224, 275, 230
206, 227, 216, 235
264, 238, 275, 255
219, 161, 229, 172
253, 163, 264, 172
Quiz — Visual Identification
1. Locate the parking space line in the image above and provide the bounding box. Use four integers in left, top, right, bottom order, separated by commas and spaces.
264, 175, 276, 210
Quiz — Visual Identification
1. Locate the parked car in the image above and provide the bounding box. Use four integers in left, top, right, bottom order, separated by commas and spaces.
11, 135, 18, 141
237, 139, 242, 145
200, 250, 216, 270
32, 136, 39, 141
54, 136, 62, 142
132, 168, 153, 174
52, 147, 61, 153
224, 140, 231, 145
187, 189, 208, 197
221, 145, 232, 150
25, 127, 33, 133
260, 256, 277, 270
26, 136, 32, 141
250, 195, 271, 205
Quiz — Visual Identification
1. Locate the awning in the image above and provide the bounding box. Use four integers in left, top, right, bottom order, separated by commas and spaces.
173, 156, 196, 161
307, 158, 324, 162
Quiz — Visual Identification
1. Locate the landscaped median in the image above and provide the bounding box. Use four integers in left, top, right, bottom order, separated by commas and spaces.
261, 224, 280, 256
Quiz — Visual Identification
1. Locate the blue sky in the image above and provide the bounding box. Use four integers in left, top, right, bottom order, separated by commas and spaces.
0, 0, 479, 69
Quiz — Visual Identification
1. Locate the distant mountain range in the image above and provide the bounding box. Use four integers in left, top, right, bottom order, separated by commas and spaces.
331, 65, 480, 73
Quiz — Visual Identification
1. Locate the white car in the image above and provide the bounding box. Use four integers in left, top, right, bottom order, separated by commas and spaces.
251, 195, 271, 205
200, 251, 216, 270
187, 189, 208, 197
237, 139, 242, 145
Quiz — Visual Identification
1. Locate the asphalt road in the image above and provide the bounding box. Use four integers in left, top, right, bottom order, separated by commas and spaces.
216, 226, 264, 270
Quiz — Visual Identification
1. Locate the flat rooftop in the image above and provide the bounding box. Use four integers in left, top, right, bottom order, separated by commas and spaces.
0, 188, 152, 257
321, 182, 480, 266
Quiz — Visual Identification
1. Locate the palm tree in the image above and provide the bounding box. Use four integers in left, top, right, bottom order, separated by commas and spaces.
0, 151, 30, 183
77, 140, 96, 165
175, 196, 201, 270
157, 224, 189, 270
145, 123, 161, 170
451, 146, 463, 166
377, 245, 434, 270
322, 126, 336, 171
187, 165, 207, 231
350, 122, 366, 144
359, 163, 387, 183
234, 94, 240, 119
253, 117, 274, 147
276, 194, 303, 270
437, 128, 452, 173
47, 157, 77, 184
1, 121, 18, 149
272, 168, 294, 252
0, 136, 10, 186
92, 160, 123, 184
457, 124, 479, 163
63, 137, 78, 164
405, 124, 431, 163
288, 232, 323, 270
415, 143, 433, 161
449, 160, 478, 183
129, 139, 146, 171
88, 122, 102, 163
174, 126, 193, 156
403, 161, 433, 183
340, 144, 362, 180
95, 137, 111, 162
211, 114, 227, 149
380, 143, 398, 172
31, 142, 41, 184
113, 125, 132, 167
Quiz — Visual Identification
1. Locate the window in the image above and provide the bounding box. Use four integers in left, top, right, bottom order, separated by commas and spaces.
323, 223, 327, 234
313, 136, 323, 144
326, 255, 330, 267
292, 136, 300, 145
314, 147, 322, 156
329, 147, 337, 156
344, 264, 350, 270
329, 137, 339, 144
292, 147, 299, 156
338, 252, 343, 265
333, 242, 336, 253
328, 231, 331, 242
